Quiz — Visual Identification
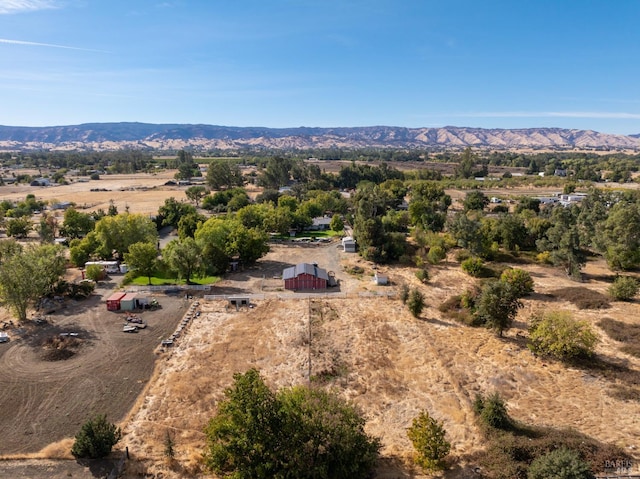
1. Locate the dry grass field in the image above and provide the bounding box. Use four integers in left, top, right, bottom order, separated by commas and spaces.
115, 246, 639, 479
1, 171, 186, 216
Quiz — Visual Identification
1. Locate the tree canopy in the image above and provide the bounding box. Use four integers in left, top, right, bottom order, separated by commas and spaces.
204, 369, 380, 479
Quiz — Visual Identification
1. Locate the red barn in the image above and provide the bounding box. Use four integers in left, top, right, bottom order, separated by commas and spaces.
283, 263, 328, 291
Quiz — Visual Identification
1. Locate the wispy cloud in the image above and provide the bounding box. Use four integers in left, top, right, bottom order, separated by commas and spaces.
448, 111, 640, 120
0, 0, 57, 14
0, 38, 108, 53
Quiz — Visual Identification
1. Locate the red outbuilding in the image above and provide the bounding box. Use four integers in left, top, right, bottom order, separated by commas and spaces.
283, 263, 328, 291
106, 292, 126, 311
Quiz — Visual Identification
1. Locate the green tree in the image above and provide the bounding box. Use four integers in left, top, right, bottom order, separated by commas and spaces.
473, 392, 511, 430
455, 147, 476, 179
207, 160, 244, 190
158, 197, 197, 228
330, 214, 344, 232
71, 414, 122, 459
94, 213, 158, 260
408, 181, 451, 232
124, 242, 158, 285
407, 410, 451, 471
528, 447, 595, 479
204, 369, 380, 479
6, 217, 32, 238
537, 206, 585, 279
60, 208, 95, 239
475, 280, 522, 336
85, 264, 104, 281
407, 288, 425, 317
163, 237, 202, 284
449, 212, 488, 257
177, 212, 206, 239
38, 211, 57, 243
463, 190, 489, 212
185, 185, 207, 207
0, 244, 66, 322
597, 201, 640, 271
528, 311, 598, 360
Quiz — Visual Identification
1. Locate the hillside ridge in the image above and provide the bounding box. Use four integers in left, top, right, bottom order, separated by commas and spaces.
0, 122, 639, 151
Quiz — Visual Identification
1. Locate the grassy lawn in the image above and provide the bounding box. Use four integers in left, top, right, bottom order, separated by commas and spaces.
129, 275, 220, 286
270, 229, 343, 240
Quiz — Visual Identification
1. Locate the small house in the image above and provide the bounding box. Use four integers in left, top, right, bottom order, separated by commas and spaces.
307, 216, 332, 231
106, 292, 126, 311
119, 293, 138, 311
342, 236, 357, 253
283, 263, 328, 290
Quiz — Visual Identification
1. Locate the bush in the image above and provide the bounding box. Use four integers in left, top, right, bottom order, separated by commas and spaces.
90, 173, 100, 180
204, 369, 380, 479
528, 447, 595, 479
407, 288, 425, 318
500, 268, 534, 297
427, 245, 446, 264
399, 283, 410, 304
536, 251, 552, 264
608, 276, 639, 301
415, 268, 429, 283
528, 311, 598, 360
455, 249, 471, 262
473, 392, 512, 430
461, 257, 484, 277
407, 410, 451, 471
85, 264, 104, 281
71, 415, 122, 459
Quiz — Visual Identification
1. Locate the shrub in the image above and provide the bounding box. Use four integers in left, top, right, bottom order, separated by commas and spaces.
399, 283, 410, 304
71, 415, 122, 459
500, 268, 534, 297
528, 447, 595, 479
536, 251, 552, 264
427, 245, 446, 264
608, 276, 639, 301
85, 264, 104, 281
528, 311, 598, 360
475, 280, 522, 336
90, 173, 100, 180
473, 392, 512, 430
455, 249, 471, 262
461, 257, 484, 277
407, 288, 425, 318
407, 410, 451, 471
415, 268, 429, 283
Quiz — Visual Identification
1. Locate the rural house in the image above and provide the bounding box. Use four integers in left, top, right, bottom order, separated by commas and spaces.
283, 263, 328, 290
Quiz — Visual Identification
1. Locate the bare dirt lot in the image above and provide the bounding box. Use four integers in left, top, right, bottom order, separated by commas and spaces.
0, 279, 193, 455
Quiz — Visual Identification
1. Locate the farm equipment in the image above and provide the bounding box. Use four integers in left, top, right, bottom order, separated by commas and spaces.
124, 314, 147, 330
122, 324, 138, 333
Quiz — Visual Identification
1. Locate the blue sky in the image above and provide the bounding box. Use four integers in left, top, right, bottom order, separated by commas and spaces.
1, 0, 640, 134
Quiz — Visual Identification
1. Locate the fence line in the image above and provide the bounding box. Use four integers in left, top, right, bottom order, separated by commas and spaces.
203, 291, 395, 302
127, 284, 211, 293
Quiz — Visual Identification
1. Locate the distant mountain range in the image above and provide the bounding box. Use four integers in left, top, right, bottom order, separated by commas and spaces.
0, 122, 639, 151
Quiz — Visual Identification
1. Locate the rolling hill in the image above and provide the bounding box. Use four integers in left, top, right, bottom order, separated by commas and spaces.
0, 123, 639, 151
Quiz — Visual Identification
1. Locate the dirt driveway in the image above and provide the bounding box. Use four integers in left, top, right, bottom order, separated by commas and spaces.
0, 279, 193, 455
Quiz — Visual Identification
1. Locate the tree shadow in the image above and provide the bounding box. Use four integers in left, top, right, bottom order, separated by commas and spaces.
75, 456, 118, 478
